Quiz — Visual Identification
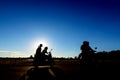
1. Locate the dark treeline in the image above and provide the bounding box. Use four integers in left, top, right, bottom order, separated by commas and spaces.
0, 50, 120, 60
0, 50, 120, 66
95, 50, 120, 60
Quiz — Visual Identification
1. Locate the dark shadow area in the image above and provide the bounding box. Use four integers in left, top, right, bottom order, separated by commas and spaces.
19, 66, 63, 80
95, 63, 120, 79
62, 62, 120, 80
77, 41, 120, 79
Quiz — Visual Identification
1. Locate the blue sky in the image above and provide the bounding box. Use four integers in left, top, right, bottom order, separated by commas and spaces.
0, 0, 120, 57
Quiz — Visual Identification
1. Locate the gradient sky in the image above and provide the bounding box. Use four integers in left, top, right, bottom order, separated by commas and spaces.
0, 0, 120, 58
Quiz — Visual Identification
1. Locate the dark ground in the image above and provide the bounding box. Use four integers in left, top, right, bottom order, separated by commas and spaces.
0, 62, 120, 80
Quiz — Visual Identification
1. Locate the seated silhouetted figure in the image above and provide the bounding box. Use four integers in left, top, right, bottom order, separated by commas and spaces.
41, 47, 54, 66
40, 46, 49, 65
80, 41, 96, 65
33, 44, 43, 68
79, 41, 96, 77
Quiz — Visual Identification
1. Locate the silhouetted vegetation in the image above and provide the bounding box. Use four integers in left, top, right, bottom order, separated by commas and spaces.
95, 50, 120, 60
0, 50, 120, 66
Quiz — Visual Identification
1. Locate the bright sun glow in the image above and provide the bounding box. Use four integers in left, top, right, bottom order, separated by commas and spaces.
29, 38, 53, 56
32, 39, 49, 51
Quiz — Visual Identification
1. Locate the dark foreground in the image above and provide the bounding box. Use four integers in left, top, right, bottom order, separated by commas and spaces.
0, 62, 120, 80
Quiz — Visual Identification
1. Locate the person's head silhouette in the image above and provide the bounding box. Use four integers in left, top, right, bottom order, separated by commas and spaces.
44, 46, 48, 50
42, 46, 48, 54
83, 41, 89, 46
39, 44, 43, 47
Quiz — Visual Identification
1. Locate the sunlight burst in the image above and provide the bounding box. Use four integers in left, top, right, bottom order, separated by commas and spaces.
33, 39, 49, 51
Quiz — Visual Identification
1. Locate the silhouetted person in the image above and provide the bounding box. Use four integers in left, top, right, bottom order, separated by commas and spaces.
41, 46, 48, 64
79, 41, 96, 77
80, 41, 96, 65
41, 47, 54, 66
33, 44, 43, 68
